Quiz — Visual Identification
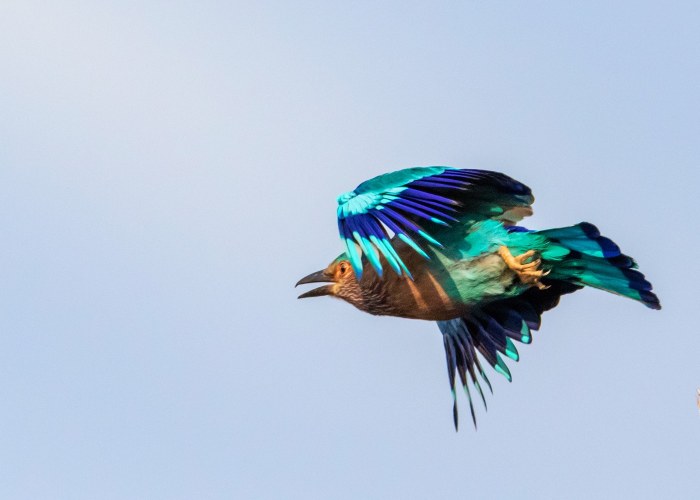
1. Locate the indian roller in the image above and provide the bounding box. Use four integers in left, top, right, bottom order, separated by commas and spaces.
296, 167, 660, 429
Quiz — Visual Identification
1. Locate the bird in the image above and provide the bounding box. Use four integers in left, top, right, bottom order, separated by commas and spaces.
296, 166, 660, 430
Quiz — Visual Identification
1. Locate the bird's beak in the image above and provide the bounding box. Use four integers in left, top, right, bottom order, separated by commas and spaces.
296, 269, 335, 299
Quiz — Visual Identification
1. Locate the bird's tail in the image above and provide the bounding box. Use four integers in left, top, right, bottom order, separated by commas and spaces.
536, 222, 661, 309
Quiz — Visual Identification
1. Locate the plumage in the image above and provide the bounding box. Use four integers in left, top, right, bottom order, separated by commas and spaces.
336, 167, 534, 278
297, 166, 661, 430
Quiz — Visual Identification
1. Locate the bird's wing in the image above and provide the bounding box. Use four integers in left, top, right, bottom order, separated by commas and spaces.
439, 281, 581, 430
337, 167, 534, 278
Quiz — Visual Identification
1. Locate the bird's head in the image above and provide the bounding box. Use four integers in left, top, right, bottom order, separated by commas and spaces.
296, 254, 363, 305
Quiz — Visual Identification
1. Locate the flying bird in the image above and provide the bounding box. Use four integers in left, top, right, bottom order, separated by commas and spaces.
296, 167, 660, 429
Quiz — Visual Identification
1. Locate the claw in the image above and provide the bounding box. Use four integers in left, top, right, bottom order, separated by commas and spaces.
498, 246, 550, 290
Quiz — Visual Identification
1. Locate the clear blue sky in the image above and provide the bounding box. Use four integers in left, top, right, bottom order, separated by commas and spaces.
1, 1, 698, 498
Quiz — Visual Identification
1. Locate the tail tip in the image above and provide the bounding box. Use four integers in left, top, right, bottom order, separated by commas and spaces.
641, 290, 662, 310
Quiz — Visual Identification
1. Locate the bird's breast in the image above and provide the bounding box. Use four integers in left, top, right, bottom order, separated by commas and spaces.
358, 266, 468, 321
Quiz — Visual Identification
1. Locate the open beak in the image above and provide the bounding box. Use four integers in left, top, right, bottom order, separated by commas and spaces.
295, 269, 335, 299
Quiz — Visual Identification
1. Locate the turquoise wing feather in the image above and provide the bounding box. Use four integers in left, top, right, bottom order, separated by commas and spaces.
336, 167, 534, 278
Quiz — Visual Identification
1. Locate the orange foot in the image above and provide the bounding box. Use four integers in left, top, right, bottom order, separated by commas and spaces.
498, 246, 550, 290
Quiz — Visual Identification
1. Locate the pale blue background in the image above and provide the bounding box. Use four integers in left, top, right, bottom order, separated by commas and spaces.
1, 1, 698, 499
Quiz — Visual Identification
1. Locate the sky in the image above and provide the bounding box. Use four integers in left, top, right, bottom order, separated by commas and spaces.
1, 1, 698, 498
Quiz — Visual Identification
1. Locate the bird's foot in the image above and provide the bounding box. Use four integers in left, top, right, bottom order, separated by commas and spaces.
498, 246, 550, 290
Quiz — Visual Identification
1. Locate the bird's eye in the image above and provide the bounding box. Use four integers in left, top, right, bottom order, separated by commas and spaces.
339, 263, 347, 274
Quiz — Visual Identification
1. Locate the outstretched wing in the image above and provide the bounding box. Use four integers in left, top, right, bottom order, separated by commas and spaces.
337, 167, 534, 278
439, 280, 581, 430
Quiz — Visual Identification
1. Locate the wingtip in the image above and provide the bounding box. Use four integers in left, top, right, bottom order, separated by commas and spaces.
453, 401, 459, 432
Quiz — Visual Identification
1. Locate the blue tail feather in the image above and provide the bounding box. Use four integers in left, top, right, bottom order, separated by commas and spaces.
538, 223, 660, 310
